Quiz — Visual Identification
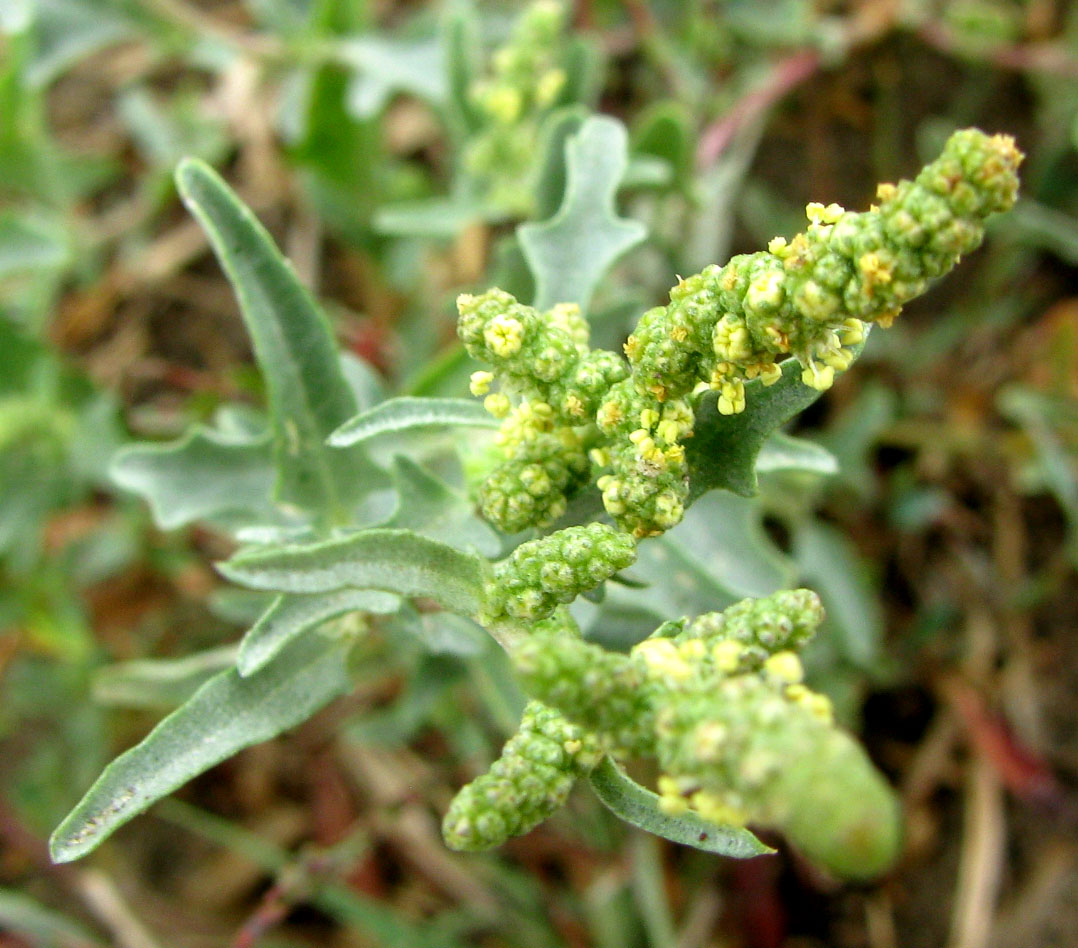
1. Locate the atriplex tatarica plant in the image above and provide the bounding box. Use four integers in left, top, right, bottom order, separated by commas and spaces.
50, 119, 1021, 881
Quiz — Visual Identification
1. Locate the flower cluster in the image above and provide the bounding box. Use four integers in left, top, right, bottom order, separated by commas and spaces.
465, 1, 573, 214
442, 698, 602, 851
511, 589, 901, 879
482, 522, 637, 623
459, 129, 1022, 537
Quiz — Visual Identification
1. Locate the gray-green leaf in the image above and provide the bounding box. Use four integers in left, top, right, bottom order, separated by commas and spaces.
518, 116, 647, 312
175, 159, 376, 519
238, 588, 400, 677
219, 528, 489, 618
92, 645, 239, 709
329, 396, 499, 447
589, 758, 773, 858
380, 456, 500, 556
756, 432, 837, 477
50, 631, 355, 863
109, 426, 275, 530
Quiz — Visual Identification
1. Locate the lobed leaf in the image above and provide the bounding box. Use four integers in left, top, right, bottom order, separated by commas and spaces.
109, 426, 275, 530
589, 758, 773, 858
50, 632, 355, 863
381, 456, 501, 556
219, 528, 489, 618
329, 396, 499, 447
518, 115, 646, 312
175, 159, 376, 519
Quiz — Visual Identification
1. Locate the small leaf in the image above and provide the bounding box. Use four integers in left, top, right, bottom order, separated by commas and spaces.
329, 396, 499, 447
93, 645, 238, 709
755, 432, 837, 476
50, 632, 354, 863
589, 758, 773, 858
687, 333, 868, 500
109, 426, 275, 530
518, 115, 647, 312
338, 35, 447, 119
175, 159, 376, 518
219, 528, 489, 618
238, 588, 400, 677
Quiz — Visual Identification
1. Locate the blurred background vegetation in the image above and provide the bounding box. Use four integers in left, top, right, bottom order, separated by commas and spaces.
1, 1, 1076, 946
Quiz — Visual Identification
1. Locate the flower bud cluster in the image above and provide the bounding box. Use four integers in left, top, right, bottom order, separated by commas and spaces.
513, 588, 900, 878
459, 290, 628, 533
460, 130, 1020, 537
482, 522, 637, 623
465, 1, 572, 214
442, 699, 601, 850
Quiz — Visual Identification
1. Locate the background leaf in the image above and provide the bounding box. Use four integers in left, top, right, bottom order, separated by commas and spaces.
92, 646, 239, 710
518, 116, 646, 312
110, 425, 276, 530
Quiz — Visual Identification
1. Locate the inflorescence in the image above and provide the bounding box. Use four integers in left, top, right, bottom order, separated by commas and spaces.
445, 128, 1020, 878
465, 1, 573, 215
458, 129, 1022, 537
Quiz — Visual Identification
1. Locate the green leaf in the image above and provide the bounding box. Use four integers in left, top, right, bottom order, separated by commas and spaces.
0, 888, 102, 948
374, 197, 493, 237
339, 34, 447, 119
793, 521, 882, 670
219, 528, 489, 618
109, 426, 276, 530
444, 4, 481, 135
687, 334, 868, 500
0, 210, 70, 277
381, 456, 501, 556
518, 115, 647, 312
756, 432, 837, 476
175, 158, 375, 519
532, 106, 587, 220
588, 758, 773, 858
92, 645, 239, 709
329, 396, 499, 447
50, 631, 355, 863
237, 588, 400, 677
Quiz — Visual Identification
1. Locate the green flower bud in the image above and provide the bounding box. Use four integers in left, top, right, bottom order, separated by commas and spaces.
484, 523, 637, 623
477, 429, 590, 534
675, 588, 825, 670
513, 629, 655, 754
443, 701, 601, 850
